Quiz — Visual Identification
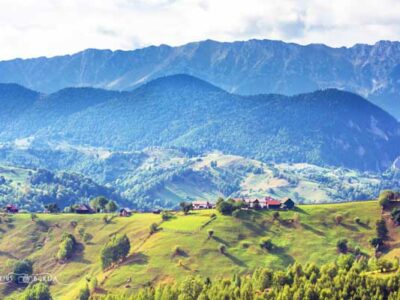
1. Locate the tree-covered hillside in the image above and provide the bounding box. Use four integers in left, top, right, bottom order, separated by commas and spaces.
0, 75, 398, 172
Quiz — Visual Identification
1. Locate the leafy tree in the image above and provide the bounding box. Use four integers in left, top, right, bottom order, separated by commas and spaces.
336, 239, 348, 253
218, 244, 226, 254
260, 238, 274, 250
90, 196, 109, 212
44, 203, 59, 213
22, 282, 52, 300
56, 233, 76, 261
100, 234, 130, 270
76, 284, 90, 300
105, 200, 117, 213
217, 201, 234, 215
150, 223, 158, 234
12, 259, 33, 284
376, 219, 388, 240
207, 229, 214, 239
378, 190, 396, 208
179, 202, 193, 215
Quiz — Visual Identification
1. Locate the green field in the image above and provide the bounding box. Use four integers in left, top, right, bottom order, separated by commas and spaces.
0, 201, 395, 299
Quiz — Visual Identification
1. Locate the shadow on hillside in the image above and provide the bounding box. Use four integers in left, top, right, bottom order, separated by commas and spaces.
212, 236, 231, 246
358, 222, 371, 229
242, 220, 267, 234
128, 252, 149, 265
301, 223, 325, 236
340, 223, 359, 232
293, 207, 309, 215
224, 253, 247, 267
279, 219, 296, 228
0, 251, 18, 260
70, 243, 91, 264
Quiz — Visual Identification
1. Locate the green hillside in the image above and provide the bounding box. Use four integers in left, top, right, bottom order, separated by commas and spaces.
0, 201, 394, 299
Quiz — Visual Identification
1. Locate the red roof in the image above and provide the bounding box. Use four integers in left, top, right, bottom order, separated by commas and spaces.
265, 200, 281, 206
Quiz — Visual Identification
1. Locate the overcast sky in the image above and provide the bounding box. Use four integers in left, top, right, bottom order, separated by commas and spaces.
1, 0, 400, 60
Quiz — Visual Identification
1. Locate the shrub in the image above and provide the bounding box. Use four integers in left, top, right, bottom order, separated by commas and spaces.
162, 211, 173, 221
76, 284, 90, 300
217, 201, 234, 215
207, 229, 214, 239
219, 244, 226, 254
335, 215, 343, 225
336, 239, 348, 253
241, 241, 251, 248
260, 238, 274, 251
376, 219, 388, 240
273, 212, 280, 220
150, 223, 158, 234
12, 259, 33, 284
22, 282, 52, 300
354, 217, 361, 224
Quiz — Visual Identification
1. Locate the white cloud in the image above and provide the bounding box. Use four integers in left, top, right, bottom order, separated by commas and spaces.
0, 0, 400, 59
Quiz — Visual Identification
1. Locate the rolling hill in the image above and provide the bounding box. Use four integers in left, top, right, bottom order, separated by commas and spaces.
0, 201, 389, 299
1, 39, 400, 118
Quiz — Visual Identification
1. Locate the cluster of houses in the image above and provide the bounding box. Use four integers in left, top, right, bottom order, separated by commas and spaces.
192, 196, 295, 210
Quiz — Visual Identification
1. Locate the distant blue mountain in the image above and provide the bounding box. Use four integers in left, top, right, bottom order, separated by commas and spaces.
1, 39, 400, 118
0, 75, 398, 172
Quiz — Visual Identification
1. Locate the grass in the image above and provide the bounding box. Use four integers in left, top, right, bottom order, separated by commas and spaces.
0, 201, 388, 299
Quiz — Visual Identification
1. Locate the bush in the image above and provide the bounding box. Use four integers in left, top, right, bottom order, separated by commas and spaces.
273, 212, 280, 220
218, 244, 226, 254
12, 259, 33, 284
161, 211, 173, 221
354, 217, 361, 224
22, 282, 52, 300
150, 223, 158, 234
217, 201, 234, 215
260, 238, 274, 250
335, 215, 343, 225
207, 229, 214, 238
100, 234, 130, 269
76, 284, 90, 300
241, 241, 251, 248
336, 239, 348, 253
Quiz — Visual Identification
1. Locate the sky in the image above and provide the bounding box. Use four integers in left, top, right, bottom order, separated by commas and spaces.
1, 0, 400, 60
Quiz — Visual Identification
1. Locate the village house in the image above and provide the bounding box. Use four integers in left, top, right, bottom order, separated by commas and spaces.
75, 204, 94, 214
192, 201, 214, 210
4, 204, 18, 213
282, 197, 295, 209
119, 208, 132, 217
265, 198, 282, 209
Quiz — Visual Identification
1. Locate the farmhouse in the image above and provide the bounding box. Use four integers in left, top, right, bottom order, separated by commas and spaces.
4, 204, 18, 213
192, 201, 213, 210
245, 199, 262, 208
265, 199, 282, 209
119, 208, 132, 217
282, 197, 295, 209
75, 204, 94, 214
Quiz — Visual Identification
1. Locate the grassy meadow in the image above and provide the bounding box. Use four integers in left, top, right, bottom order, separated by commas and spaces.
0, 201, 392, 299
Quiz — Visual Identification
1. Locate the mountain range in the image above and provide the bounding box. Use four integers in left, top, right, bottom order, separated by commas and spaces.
1, 39, 400, 118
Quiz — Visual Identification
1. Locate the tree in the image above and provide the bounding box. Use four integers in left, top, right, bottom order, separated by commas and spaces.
179, 202, 193, 215
336, 239, 348, 253
335, 215, 343, 225
273, 211, 280, 220
76, 284, 90, 300
22, 282, 52, 300
217, 201, 234, 215
13, 259, 33, 284
218, 244, 226, 254
376, 219, 388, 240
150, 223, 158, 234
105, 200, 117, 213
44, 203, 59, 213
260, 238, 274, 251
370, 237, 383, 249
207, 229, 214, 239
90, 196, 108, 212
100, 234, 130, 270
378, 190, 396, 209
56, 233, 76, 261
